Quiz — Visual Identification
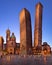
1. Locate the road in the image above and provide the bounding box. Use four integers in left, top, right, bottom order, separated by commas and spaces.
0, 55, 52, 65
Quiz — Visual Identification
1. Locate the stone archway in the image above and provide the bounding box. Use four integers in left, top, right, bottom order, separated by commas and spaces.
10, 52, 12, 54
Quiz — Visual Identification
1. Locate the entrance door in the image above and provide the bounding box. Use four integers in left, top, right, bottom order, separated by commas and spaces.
10, 52, 12, 54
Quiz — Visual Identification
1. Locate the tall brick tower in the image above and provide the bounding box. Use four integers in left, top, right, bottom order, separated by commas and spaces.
20, 8, 32, 55
0, 36, 4, 51
34, 2, 43, 48
6, 28, 10, 42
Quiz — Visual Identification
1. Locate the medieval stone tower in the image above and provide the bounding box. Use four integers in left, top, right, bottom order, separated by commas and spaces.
34, 2, 43, 48
20, 8, 32, 55
0, 36, 4, 51
6, 28, 10, 43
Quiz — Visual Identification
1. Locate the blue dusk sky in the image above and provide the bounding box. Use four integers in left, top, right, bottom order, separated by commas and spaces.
0, 0, 52, 47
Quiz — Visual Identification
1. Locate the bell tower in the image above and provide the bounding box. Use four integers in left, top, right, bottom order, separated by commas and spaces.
6, 28, 10, 42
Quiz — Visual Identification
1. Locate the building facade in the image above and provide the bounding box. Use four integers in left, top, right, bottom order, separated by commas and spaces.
42, 42, 51, 55
0, 36, 4, 51
6, 29, 17, 54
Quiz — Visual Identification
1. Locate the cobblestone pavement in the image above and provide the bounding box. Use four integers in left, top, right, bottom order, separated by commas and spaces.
0, 55, 52, 65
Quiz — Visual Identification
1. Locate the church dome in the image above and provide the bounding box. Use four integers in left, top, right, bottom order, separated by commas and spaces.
11, 33, 16, 41
11, 33, 16, 38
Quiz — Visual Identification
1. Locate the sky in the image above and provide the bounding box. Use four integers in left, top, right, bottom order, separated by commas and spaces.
0, 0, 52, 47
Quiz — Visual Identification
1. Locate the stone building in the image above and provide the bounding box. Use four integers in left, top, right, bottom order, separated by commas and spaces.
6, 28, 10, 43
34, 2, 43, 54
6, 29, 19, 54
34, 2, 43, 48
42, 42, 51, 55
0, 36, 4, 51
20, 8, 32, 55
15, 43, 20, 55
0, 36, 4, 56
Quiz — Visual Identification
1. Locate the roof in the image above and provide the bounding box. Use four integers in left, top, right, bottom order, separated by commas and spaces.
11, 33, 16, 38
36, 2, 43, 8
6, 28, 10, 33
